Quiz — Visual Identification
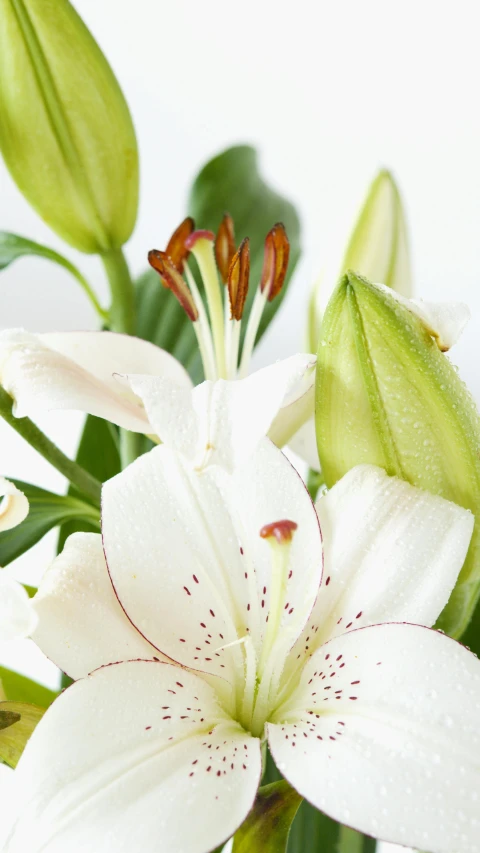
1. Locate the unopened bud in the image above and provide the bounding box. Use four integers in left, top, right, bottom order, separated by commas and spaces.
0, 0, 139, 254
315, 271, 480, 639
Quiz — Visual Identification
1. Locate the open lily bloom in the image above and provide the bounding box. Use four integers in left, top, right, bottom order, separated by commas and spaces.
0, 218, 315, 472
0, 478, 37, 642
5, 445, 479, 853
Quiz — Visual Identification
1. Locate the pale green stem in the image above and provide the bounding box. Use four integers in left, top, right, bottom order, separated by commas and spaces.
101, 247, 141, 468
191, 240, 226, 378
0, 386, 101, 505
239, 288, 267, 378
184, 263, 217, 380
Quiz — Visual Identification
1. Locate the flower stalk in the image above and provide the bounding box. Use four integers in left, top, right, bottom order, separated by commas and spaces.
0, 385, 101, 505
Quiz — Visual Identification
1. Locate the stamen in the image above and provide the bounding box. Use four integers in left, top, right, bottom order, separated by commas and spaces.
186, 232, 227, 379
238, 223, 290, 378
260, 223, 290, 302
228, 238, 250, 321
184, 263, 218, 381
248, 519, 297, 735
148, 250, 198, 322
215, 214, 236, 284
165, 217, 195, 272
226, 239, 250, 379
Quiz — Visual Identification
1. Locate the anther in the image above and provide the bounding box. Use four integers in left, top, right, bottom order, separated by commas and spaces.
228, 238, 250, 320
185, 229, 215, 250
260, 223, 290, 302
260, 519, 298, 545
148, 250, 199, 321
165, 217, 195, 272
215, 214, 236, 284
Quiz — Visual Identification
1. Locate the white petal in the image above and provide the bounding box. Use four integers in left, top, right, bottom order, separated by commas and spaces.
0, 575, 37, 642
373, 282, 470, 351
286, 415, 321, 471
0, 329, 190, 432
0, 477, 28, 532
286, 465, 473, 672
5, 661, 262, 853
101, 440, 322, 692
127, 354, 316, 472
32, 533, 159, 679
269, 623, 480, 853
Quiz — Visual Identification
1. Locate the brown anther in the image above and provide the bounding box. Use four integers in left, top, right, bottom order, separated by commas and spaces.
148, 249, 199, 322
215, 214, 236, 284
165, 217, 195, 273
184, 229, 215, 251
227, 238, 250, 321
260, 223, 290, 302
260, 519, 298, 544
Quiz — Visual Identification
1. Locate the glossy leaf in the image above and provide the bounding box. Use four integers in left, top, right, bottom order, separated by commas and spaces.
233, 780, 302, 853
0, 479, 99, 566
0, 701, 44, 768
0, 666, 57, 708
0, 232, 106, 318
315, 272, 480, 638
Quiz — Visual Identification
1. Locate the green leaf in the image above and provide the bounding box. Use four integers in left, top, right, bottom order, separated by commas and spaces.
0, 666, 57, 708
134, 144, 301, 387
57, 414, 121, 552
189, 145, 301, 345
233, 780, 302, 853
0, 701, 45, 768
0, 479, 100, 566
0, 231, 107, 318
315, 272, 480, 638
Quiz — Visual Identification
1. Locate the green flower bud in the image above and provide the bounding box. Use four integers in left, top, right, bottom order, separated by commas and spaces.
308, 169, 412, 351
316, 271, 480, 638
0, 0, 139, 253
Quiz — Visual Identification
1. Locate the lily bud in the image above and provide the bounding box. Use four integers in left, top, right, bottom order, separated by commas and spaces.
308, 170, 412, 351
0, 0, 139, 254
316, 271, 480, 639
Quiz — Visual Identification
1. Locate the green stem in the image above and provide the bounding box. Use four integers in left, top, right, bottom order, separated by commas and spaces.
100, 247, 141, 468
0, 386, 101, 506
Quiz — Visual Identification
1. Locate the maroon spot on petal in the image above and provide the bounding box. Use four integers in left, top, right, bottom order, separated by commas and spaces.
240, 547, 244, 555
184, 587, 191, 596
351, 680, 360, 685
325, 576, 331, 586
193, 575, 199, 584
356, 611, 363, 619
210, 610, 215, 618
145, 726, 152, 730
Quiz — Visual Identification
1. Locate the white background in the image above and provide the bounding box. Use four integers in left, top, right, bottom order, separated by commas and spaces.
1, 0, 480, 692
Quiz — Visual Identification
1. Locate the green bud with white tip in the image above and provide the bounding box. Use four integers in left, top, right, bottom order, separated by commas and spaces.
308, 170, 412, 352
0, 0, 139, 254
315, 270, 480, 639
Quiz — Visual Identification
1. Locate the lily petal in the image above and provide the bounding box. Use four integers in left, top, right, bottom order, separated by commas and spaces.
286, 465, 473, 671
373, 282, 470, 351
0, 575, 37, 642
269, 623, 480, 853
126, 354, 316, 472
0, 329, 191, 432
101, 440, 322, 690
0, 477, 28, 532
32, 533, 160, 679
5, 661, 262, 853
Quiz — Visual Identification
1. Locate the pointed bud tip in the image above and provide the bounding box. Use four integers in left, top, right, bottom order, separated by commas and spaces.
260, 519, 298, 544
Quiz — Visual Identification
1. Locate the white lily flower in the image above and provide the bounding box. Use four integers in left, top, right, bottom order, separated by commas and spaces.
4, 448, 478, 853
0, 218, 317, 472
0, 477, 37, 641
